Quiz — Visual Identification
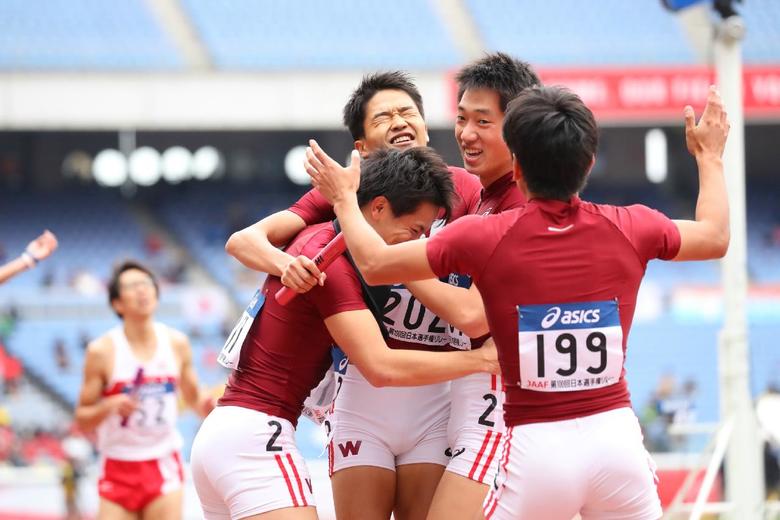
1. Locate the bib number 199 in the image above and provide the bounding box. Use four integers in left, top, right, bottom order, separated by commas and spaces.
518, 301, 623, 393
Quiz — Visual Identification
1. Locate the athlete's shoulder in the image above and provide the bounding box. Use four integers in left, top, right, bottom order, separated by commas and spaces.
288, 222, 336, 258
446, 165, 481, 193
162, 325, 190, 351
84, 333, 114, 367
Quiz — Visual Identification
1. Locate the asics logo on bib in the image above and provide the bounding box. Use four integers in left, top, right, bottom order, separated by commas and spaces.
541, 306, 600, 329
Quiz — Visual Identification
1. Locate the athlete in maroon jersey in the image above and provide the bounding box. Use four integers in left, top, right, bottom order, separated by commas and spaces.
305, 85, 730, 520
226, 72, 482, 519
397, 53, 539, 520
190, 147, 498, 520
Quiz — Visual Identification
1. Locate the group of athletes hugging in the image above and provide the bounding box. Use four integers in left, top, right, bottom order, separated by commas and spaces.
76, 51, 731, 520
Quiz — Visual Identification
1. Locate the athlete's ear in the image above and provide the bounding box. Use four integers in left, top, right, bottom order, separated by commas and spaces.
512, 155, 530, 197
368, 196, 390, 220
354, 140, 366, 156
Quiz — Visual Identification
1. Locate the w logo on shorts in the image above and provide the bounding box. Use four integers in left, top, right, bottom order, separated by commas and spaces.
337, 440, 362, 457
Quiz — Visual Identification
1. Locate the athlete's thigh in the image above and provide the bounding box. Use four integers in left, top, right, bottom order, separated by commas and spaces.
331, 465, 395, 520
394, 462, 445, 520
427, 470, 489, 520
580, 409, 662, 520
141, 488, 182, 520
97, 497, 139, 520
241, 505, 319, 520
481, 424, 585, 520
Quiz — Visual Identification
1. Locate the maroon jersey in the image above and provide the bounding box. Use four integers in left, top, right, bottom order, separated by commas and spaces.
426, 197, 681, 426
475, 172, 526, 216
219, 223, 367, 426
448, 172, 526, 350
289, 165, 481, 352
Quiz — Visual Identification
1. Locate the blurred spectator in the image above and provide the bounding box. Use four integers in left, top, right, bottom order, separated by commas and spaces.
68, 269, 103, 295
41, 268, 55, 288
78, 330, 90, 351
54, 337, 70, 372
144, 232, 164, 256
640, 374, 698, 452
0, 343, 23, 395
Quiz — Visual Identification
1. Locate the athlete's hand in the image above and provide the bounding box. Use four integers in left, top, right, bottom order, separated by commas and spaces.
684, 85, 730, 160
26, 230, 58, 261
478, 337, 501, 375
281, 255, 327, 294
104, 394, 138, 419
196, 393, 216, 418
304, 139, 360, 205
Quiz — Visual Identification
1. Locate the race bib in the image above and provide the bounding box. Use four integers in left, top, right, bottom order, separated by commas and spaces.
517, 300, 623, 392
301, 348, 350, 426
382, 286, 450, 348
445, 273, 473, 351
218, 288, 265, 369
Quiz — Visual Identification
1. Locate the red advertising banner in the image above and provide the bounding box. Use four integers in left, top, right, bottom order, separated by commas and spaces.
451, 66, 780, 122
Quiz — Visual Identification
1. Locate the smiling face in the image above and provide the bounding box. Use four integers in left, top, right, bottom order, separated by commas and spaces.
356, 89, 430, 155
455, 88, 513, 187
365, 197, 440, 245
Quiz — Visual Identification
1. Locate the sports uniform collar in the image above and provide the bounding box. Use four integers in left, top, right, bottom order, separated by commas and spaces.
481, 171, 514, 200
529, 195, 582, 222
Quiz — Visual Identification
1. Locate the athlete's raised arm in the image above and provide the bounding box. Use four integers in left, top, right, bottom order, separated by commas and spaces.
305, 142, 437, 285
324, 309, 498, 388
673, 86, 730, 261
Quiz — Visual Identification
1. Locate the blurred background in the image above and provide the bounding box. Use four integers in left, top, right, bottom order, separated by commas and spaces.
0, 0, 778, 518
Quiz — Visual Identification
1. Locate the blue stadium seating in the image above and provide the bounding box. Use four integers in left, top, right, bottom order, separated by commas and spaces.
464, 0, 780, 66
0, 0, 181, 69
180, 0, 460, 70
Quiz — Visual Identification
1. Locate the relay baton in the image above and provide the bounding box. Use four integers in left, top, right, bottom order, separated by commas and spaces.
120, 367, 144, 427
275, 232, 346, 306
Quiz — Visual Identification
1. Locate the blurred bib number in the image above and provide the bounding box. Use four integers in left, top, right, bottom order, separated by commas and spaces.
517, 300, 623, 392
218, 289, 265, 369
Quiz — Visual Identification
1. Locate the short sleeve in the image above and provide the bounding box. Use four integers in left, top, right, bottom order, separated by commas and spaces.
306, 257, 367, 319
426, 214, 502, 282
289, 189, 336, 226
620, 205, 682, 262
447, 166, 482, 222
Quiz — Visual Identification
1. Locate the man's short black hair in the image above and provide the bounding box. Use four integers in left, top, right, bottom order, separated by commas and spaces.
503, 86, 598, 201
343, 71, 425, 141
357, 147, 454, 221
456, 52, 541, 112
108, 260, 159, 318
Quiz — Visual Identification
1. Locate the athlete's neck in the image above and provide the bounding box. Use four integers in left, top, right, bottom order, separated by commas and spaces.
480, 165, 513, 189
122, 317, 156, 350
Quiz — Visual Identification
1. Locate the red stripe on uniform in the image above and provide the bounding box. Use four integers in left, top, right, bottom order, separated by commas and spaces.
490, 374, 497, 391
328, 441, 334, 477
274, 454, 299, 507
484, 491, 499, 519
478, 432, 502, 483
173, 451, 184, 483
286, 453, 308, 507
468, 430, 493, 481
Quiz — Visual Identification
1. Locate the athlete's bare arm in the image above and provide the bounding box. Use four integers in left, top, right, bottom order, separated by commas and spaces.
324, 309, 497, 388
405, 280, 489, 338
225, 210, 327, 293
673, 86, 730, 261
0, 230, 58, 285
171, 330, 214, 418
74, 337, 137, 432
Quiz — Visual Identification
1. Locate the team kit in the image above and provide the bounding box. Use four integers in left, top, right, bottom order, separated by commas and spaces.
78, 52, 731, 520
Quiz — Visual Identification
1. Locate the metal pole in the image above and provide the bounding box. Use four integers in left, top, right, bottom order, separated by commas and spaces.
714, 13, 765, 520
